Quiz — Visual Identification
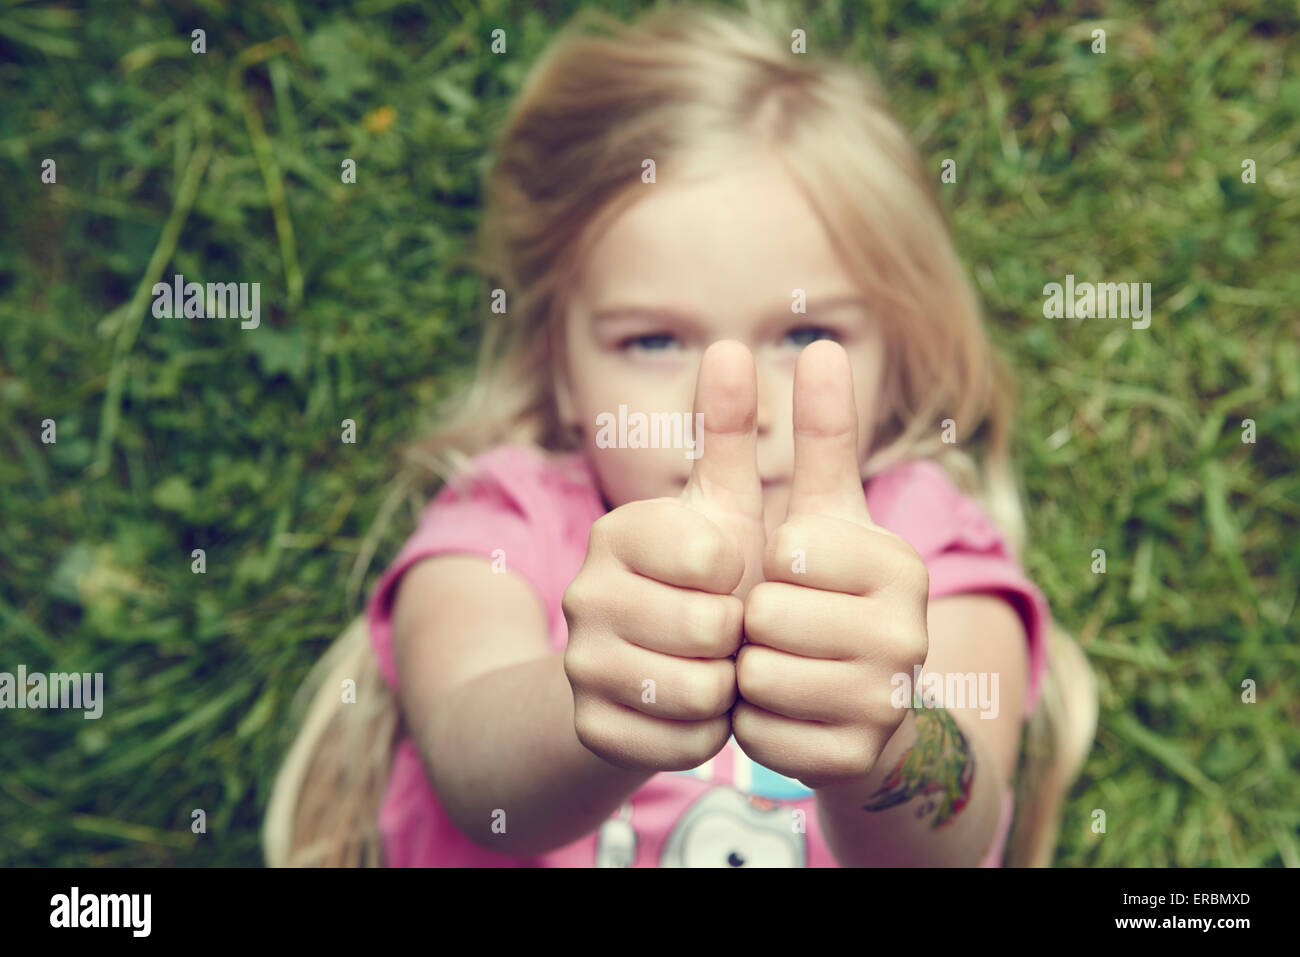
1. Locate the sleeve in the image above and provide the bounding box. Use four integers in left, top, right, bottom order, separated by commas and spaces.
868, 460, 1052, 721
364, 450, 556, 691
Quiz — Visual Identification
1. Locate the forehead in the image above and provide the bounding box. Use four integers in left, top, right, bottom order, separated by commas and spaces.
571, 160, 861, 315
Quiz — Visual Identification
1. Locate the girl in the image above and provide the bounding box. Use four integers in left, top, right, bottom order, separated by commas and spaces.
264, 2, 1097, 868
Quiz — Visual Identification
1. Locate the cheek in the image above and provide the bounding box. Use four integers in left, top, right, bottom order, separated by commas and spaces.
576, 378, 698, 507
588, 444, 690, 508
851, 351, 887, 430
566, 348, 720, 506
572, 354, 693, 421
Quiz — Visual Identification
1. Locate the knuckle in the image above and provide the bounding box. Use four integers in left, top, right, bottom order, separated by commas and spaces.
560, 583, 581, 622
767, 522, 802, 574
883, 533, 929, 596
744, 581, 781, 636
587, 511, 622, 554
571, 697, 601, 749
904, 626, 929, 666
561, 575, 595, 622
901, 547, 930, 596
699, 661, 736, 716
678, 527, 728, 585
575, 701, 638, 770
563, 646, 592, 688
679, 670, 716, 720
684, 718, 728, 767
717, 595, 744, 654
734, 644, 755, 695
679, 594, 731, 656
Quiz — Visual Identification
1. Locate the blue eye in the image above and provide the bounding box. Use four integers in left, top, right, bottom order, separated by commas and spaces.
620, 333, 680, 352
784, 326, 838, 347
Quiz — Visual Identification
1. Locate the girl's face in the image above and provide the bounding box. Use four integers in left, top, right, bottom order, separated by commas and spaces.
557, 156, 887, 539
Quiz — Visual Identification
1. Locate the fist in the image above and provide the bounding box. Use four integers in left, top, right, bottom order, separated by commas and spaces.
562, 342, 766, 773
731, 340, 930, 790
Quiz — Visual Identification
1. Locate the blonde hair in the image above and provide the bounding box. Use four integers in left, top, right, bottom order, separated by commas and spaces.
264, 1, 1095, 868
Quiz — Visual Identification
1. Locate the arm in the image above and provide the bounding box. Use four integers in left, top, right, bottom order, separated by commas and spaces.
815, 593, 1030, 866
391, 554, 654, 857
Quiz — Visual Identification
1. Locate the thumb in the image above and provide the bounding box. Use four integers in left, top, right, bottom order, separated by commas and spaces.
785, 340, 874, 527
678, 340, 766, 597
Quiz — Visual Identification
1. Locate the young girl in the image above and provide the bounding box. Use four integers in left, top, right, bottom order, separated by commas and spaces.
264, 3, 1097, 868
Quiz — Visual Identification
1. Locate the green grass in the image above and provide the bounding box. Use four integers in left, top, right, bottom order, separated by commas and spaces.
1, 0, 1296, 867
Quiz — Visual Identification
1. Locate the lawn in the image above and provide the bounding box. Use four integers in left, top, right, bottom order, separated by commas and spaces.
0, 0, 1296, 866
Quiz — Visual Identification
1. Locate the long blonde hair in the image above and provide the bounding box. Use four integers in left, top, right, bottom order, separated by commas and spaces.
264, 0, 1095, 868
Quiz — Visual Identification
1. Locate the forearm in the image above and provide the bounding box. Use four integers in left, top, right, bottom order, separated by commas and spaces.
814, 706, 1008, 866
418, 651, 655, 856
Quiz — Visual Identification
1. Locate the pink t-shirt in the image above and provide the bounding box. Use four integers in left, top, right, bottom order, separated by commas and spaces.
366, 443, 1051, 867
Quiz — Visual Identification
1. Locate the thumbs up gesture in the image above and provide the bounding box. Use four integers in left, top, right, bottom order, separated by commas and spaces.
730, 340, 931, 791
562, 339, 928, 784
561, 341, 766, 774
677, 340, 769, 603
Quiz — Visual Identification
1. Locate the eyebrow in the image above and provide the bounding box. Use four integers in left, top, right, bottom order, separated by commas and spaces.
590, 296, 871, 325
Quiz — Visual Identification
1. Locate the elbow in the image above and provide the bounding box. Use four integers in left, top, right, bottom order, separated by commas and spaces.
443, 800, 568, 858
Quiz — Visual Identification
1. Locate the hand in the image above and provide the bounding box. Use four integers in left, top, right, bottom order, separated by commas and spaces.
562, 341, 764, 773
731, 340, 931, 790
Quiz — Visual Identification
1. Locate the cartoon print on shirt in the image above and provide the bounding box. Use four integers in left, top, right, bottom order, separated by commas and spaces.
675, 734, 814, 799
593, 735, 811, 867
594, 800, 637, 867
659, 788, 805, 867
658, 734, 809, 866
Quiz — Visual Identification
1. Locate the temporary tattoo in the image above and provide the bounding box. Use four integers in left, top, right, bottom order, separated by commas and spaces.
860, 694, 974, 828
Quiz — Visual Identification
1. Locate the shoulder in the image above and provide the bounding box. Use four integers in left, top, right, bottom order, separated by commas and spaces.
366, 443, 603, 687
865, 458, 1052, 720
865, 458, 1003, 559
434, 442, 598, 508
401, 441, 604, 568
